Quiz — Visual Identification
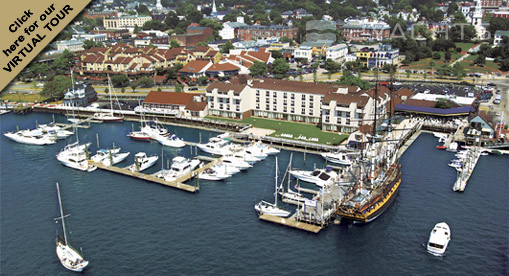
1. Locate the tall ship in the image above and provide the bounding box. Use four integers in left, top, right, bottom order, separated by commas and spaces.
336, 76, 402, 223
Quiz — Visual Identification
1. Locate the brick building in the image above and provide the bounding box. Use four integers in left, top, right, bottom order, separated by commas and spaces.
170, 26, 214, 47
341, 20, 391, 41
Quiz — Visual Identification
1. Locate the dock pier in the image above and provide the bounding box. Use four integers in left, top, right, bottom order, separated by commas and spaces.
89, 155, 223, 193
453, 147, 482, 192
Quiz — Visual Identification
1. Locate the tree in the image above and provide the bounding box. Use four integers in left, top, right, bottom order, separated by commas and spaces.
187, 9, 203, 23
336, 71, 371, 90
447, 2, 458, 15
138, 77, 154, 88
165, 11, 180, 29
175, 83, 184, 92
488, 17, 509, 36
270, 58, 290, 77
133, 25, 140, 34
445, 51, 452, 61
452, 63, 465, 79
136, 4, 150, 15
220, 40, 234, 54
142, 20, 169, 31
197, 76, 208, 85
279, 37, 292, 44
83, 40, 104, 50
111, 75, 129, 88
473, 55, 486, 67
249, 61, 268, 77
130, 81, 139, 92
435, 98, 452, 109
270, 50, 283, 59
324, 59, 339, 73
432, 52, 441, 60
41, 76, 72, 101
449, 24, 476, 42
452, 11, 467, 23
170, 40, 180, 49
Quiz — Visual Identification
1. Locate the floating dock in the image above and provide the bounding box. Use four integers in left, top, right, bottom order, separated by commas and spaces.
89, 156, 223, 193
453, 148, 482, 192
258, 214, 323, 233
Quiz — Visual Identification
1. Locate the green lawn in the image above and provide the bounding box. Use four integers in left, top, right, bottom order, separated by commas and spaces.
206, 116, 348, 145
455, 42, 476, 52
460, 55, 501, 73
1, 93, 48, 103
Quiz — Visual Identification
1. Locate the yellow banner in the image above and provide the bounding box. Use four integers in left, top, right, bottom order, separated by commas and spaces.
0, 0, 91, 91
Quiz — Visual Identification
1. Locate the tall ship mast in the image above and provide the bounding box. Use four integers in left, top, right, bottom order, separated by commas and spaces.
336, 64, 402, 223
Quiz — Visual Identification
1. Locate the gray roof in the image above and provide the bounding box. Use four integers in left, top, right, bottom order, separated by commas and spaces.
495, 30, 509, 37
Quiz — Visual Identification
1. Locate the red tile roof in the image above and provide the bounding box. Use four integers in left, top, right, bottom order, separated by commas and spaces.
250, 79, 339, 95
186, 101, 207, 111
206, 82, 247, 95
144, 91, 196, 105
206, 63, 240, 72
180, 60, 210, 73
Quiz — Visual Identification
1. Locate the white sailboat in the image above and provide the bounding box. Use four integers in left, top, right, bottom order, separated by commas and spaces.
54, 182, 89, 272
93, 74, 124, 122
279, 153, 307, 203
254, 157, 291, 217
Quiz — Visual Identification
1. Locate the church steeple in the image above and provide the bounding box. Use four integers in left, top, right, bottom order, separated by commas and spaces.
212, 0, 217, 15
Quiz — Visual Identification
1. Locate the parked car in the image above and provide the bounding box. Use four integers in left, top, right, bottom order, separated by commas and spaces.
188, 87, 198, 91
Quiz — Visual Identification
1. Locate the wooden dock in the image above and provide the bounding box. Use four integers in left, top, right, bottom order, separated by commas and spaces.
89, 156, 223, 193
453, 148, 481, 192
258, 214, 323, 233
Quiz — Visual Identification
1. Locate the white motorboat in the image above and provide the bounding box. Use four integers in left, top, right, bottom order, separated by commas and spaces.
221, 155, 252, 170
198, 166, 232, 181
446, 142, 458, 152
155, 156, 200, 181
56, 142, 96, 172
0, 109, 10, 115
55, 183, 89, 272
127, 131, 151, 141
254, 157, 291, 218
427, 222, 451, 256
320, 151, 359, 166
141, 120, 168, 138
126, 152, 158, 172
38, 123, 74, 139
249, 141, 280, 155
154, 134, 186, 148
91, 148, 130, 166
4, 130, 56, 145
242, 144, 269, 160
290, 166, 338, 187
232, 151, 261, 164
213, 163, 240, 175
90, 147, 121, 163
448, 159, 463, 169
197, 137, 232, 156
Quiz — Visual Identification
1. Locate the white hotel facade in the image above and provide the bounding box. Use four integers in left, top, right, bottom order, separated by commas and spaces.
206, 78, 388, 133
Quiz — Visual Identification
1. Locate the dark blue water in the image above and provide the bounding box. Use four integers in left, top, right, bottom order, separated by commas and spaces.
1, 112, 508, 275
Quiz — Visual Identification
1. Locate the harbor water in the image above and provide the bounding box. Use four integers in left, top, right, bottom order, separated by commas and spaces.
1, 112, 508, 275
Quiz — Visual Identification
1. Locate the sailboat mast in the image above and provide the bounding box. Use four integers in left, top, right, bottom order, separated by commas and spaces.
56, 182, 69, 245
108, 74, 114, 111
274, 156, 278, 206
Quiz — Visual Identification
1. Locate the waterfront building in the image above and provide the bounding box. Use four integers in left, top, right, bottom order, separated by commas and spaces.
206, 77, 388, 133
142, 91, 208, 117
62, 82, 98, 107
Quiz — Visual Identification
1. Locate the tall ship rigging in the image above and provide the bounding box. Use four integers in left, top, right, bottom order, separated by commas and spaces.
336, 67, 402, 223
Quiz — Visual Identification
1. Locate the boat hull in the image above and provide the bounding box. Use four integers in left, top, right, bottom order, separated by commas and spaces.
338, 165, 401, 223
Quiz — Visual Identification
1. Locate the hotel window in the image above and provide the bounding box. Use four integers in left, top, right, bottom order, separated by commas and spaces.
236, 106, 240, 111
256, 90, 260, 96
309, 96, 314, 102
283, 107, 287, 112
265, 98, 270, 104
346, 118, 351, 125
291, 108, 295, 113
291, 94, 295, 99
256, 104, 260, 109
220, 103, 223, 109
309, 103, 313, 108
256, 96, 260, 103
301, 103, 306, 108
301, 109, 306, 115
265, 105, 270, 111
265, 91, 270, 96
210, 103, 214, 108
302, 95, 306, 101
325, 116, 329, 123
283, 93, 287, 98
284, 99, 287, 105
291, 100, 295, 107
309, 110, 313, 116
273, 92, 277, 98
273, 99, 277, 104
273, 105, 277, 111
